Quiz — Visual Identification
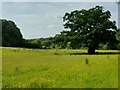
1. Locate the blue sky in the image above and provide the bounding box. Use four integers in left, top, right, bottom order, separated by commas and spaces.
1, 1, 119, 39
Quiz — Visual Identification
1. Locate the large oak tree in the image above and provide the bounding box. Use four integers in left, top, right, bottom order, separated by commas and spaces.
63, 6, 117, 54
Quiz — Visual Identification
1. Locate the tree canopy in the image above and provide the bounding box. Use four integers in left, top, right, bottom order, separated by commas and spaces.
63, 6, 117, 53
1, 19, 24, 47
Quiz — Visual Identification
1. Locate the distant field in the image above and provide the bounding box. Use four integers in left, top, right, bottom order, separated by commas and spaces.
2, 47, 118, 88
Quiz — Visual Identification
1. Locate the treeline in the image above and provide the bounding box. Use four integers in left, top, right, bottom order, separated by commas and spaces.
23, 31, 120, 50
1, 19, 120, 50
1, 6, 120, 52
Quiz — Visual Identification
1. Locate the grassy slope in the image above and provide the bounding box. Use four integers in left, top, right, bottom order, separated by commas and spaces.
2, 48, 118, 88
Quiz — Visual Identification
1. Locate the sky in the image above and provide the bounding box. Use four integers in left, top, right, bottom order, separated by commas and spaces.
1, 0, 119, 39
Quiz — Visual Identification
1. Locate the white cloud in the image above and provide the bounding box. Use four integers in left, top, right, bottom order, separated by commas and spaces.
2, 2, 118, 38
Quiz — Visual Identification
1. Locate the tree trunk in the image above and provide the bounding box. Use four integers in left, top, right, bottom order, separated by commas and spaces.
88, 48, 95, 54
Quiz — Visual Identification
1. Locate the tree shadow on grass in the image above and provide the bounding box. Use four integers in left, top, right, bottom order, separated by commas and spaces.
70, 51, 120, 55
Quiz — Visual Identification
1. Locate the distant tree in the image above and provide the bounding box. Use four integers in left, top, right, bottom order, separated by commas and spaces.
41, 37, 53, 49
54, 31, 88, 49
24, 39, 42, 49
54, 32, 68, 49
116, 29, 120, 41
63, 6, 117, 53
116, 29, 120, 49
1, 19, 24, 47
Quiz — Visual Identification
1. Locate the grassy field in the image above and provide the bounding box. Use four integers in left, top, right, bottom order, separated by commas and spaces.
2, 47, 118, 88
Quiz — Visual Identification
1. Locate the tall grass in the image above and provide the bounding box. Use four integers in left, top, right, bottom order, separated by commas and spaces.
2, 48, 118, 88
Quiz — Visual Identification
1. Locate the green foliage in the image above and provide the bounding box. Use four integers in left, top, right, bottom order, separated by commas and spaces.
63, 6, 117, 53
99, 43, 108, 50
115, 29, 120, 49
53, 31, 84, 49
117, 43, 120, 50
23, 37, 55, 49
24, 39, 42, 49
2, 47, 118, 88
116, 29, 120, 41
1, 19, 24, 47
40, 37, 53, 49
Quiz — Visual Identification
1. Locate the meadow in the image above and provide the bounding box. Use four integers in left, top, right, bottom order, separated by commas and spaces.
2, 47, 119, 88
